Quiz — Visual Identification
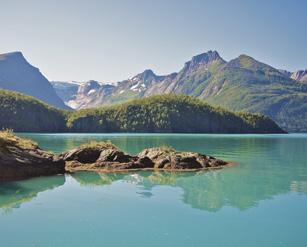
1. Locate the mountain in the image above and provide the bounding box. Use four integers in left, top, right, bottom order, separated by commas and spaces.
291, 70, 307, 83
51, 80, 116, 109
200, 55, 307, 132
0, 52, 69, 109
51, 51, 307, 132
50, 81, 80, 103
52, 51, 225, 108
0, 90, 284, 133
278, 69, 292, 77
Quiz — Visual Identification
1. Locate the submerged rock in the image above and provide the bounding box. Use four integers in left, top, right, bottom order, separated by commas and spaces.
0, 131, 65, 181
63, 143, 228, 172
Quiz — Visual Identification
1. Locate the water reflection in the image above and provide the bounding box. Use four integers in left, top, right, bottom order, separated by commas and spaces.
71, 172, 126, 186
0, 175, 65, 213
5, 133, 307, 213
70, 169, 307, 212
1, 167, 306, 213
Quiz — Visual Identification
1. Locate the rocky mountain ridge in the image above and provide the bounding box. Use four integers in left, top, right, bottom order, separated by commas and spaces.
0, 51, 69, 109
291, 69, 307, 82
51, 51, 307, 132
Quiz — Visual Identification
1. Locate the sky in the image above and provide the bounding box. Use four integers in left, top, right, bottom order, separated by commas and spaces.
1, 0, 306, 82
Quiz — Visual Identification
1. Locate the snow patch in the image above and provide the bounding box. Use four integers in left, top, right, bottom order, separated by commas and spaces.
87, 89, 96, 95
130, 80, 147, 92
66, 100, 80, 109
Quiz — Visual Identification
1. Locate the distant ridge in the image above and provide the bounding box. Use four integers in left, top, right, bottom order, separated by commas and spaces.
0, 51, 70, 109
52, 50, 307, 132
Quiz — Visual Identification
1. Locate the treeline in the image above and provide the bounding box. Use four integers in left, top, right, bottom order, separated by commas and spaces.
0, 90, 285, 133
0, 89, 66, 132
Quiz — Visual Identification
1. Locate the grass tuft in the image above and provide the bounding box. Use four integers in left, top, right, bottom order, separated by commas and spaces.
80, 140, 118, 149
0, 129, 38, 150
158, 145, 176, 153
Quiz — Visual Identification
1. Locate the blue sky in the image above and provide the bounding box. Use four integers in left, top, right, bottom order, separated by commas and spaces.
1, 0, 306, 82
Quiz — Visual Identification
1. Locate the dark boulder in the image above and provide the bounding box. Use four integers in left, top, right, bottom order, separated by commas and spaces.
0, 139, 65, 181
135, 156, 155, 168
98, 148, 133, 163
61, 147, 101, 163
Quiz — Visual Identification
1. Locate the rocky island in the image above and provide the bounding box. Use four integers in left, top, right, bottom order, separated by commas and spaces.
0, 130, 65, 181
0, 131, 229, 181
62, 141, 227, 172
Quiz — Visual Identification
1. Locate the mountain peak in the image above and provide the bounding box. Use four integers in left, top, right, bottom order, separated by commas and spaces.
184, 50, 225, 72
0, 51, 26, 62
142, 69, 155, 77
85, 80, 101, 86
0, 51, 69, 109
134, 69, 157, 81
0, 51, 23, 56
192, 50, 223, 62
227, 54, 267, 70
78, 80, 101, 95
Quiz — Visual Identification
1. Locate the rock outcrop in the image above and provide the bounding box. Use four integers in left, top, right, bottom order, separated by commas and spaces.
0, 133, 229, 181
138, 147, 227, 169
0, 131, 65, 181
291, 70, 307, 83
62, 142, 228, 172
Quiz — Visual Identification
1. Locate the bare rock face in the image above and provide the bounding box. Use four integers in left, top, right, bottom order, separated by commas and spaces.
63, 144, 228, 172
98, 149, 132, 163
61, 147, 102, 163
138, 147, 227, 170
291, 70, 307, 83
0, 139, 65, 181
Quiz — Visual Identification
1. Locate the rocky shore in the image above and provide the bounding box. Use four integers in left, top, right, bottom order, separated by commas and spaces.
0, 131, 65, 181
0, 132, 229, 181
62, 143, 227, 172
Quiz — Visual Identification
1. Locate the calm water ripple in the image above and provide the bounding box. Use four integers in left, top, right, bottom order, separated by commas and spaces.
0, 133, 306, 247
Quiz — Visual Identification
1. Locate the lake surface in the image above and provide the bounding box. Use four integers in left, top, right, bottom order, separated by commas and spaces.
1, 133, 307, 247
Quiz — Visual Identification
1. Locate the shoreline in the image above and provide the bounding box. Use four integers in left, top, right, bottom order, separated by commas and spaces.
65, 161, 237, 174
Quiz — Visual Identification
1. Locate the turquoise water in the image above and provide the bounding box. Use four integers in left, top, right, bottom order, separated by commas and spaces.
1, 133, 307, 247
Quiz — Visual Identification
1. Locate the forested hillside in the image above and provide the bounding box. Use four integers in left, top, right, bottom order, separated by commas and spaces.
0, 90, 285, 133
0, 89, 67, 132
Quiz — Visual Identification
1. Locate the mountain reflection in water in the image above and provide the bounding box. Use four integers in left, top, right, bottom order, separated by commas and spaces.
2, 133, 306, 214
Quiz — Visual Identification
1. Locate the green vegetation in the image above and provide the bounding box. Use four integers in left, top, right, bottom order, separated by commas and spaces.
201, 55, 307, 132
76, 53, 306, 132
80, 140, 117, 149
0, 90, 285, 133
0, 89, 67, 132
157, 145, 175, 153
67, 94, 284, 133
0, 129, 38, 151
0, 175, 65, 213
160, 55, 307, 133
